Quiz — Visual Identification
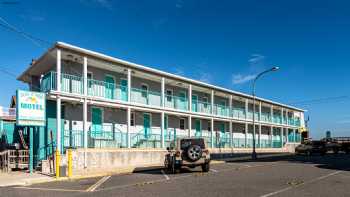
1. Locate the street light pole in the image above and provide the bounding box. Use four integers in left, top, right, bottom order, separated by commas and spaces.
252, 66, 279, 160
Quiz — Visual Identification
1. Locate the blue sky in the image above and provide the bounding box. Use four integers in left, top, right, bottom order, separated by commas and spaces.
0, 0, 349, 139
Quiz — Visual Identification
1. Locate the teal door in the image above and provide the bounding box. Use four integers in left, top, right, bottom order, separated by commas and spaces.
143, 113, 151, 138
164, 115, 169, 140
220, 123, 226, 145
104, 75, 115, 99
120, 79, 128, 101
195, 119, 201, 137
179, 91, 187, 110
91, 108, 103, 137
192, 95, 198, 112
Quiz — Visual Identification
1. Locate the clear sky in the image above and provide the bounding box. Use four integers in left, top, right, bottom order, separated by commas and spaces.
0, 0, 349, 139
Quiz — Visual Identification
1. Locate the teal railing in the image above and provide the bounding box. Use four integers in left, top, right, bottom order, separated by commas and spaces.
260, 139, 271, 148
273, 114, 282, 124
233, 138, 246, 148
41, 71, 83, 94
192, 100, 211, 114
232, 108, 245, 119
131, 88, 162, 107
260, 113, 271, 122
164, 94, 188, 111
213, 104, 230, 117
131, 132, 162, 148
87, 79, 128, 101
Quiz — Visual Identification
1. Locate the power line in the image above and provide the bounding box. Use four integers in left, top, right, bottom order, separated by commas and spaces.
288, 96, 350, 105
0, 16, 51, 49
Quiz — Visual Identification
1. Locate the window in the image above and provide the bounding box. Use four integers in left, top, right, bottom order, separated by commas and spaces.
166, 90, 173, 102
87, 72, 93, 88
180, 118, 185, 130
131, 112, 135, 126
207, 120, 211, 131
141, 84, 148, 98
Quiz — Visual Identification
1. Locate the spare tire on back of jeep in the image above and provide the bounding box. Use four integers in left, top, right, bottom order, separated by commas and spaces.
186, 144, 203, 162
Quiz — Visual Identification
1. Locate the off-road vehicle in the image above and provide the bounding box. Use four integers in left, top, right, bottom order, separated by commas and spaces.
164, 137, 210, 174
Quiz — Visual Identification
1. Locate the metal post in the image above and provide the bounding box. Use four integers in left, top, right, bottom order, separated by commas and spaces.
29, 127, 33, 174
68, 149, 72, 178
270, 126, 273, 148
127, 107, 131, 148
83, 57, 87, 96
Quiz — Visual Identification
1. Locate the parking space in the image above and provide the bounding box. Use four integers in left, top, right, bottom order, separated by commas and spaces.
2, 154, 350, 197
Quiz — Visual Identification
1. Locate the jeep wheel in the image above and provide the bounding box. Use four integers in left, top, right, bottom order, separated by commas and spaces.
187, 145, 203, 162
202, 163, 210, 172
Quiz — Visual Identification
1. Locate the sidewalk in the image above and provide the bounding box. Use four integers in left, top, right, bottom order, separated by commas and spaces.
0, 171, 55, 187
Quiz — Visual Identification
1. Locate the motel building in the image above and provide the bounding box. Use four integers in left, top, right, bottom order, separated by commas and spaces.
15, 42, 305, 175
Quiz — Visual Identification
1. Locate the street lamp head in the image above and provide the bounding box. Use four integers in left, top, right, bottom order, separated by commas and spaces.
271, 66, 279, 71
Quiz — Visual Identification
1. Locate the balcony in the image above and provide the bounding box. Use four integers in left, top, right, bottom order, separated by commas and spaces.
213, 104, 230, 117
232, 107, 245, 119
131, 88, 161, 107
164, 94, 188, 111
260, 113, 271, 122
192, 100, 211, 114
272, 114, 282, 124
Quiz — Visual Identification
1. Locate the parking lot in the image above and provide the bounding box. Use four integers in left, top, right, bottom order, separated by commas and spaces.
1, 154, 350, 197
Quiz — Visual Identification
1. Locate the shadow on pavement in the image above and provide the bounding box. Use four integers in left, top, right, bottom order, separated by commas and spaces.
226, 153, 350, 171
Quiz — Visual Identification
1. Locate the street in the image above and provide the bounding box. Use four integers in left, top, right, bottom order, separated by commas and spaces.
1, 154, 350, 197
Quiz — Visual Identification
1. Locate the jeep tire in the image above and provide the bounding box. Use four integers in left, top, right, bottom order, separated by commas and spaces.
187, 145, 203, 162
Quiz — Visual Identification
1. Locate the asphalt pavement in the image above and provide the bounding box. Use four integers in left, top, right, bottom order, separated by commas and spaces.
1, 154, 350, 197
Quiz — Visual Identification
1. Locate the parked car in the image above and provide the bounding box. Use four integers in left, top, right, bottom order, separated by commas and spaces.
164, 137, 210, 174
295, 140, 326, 156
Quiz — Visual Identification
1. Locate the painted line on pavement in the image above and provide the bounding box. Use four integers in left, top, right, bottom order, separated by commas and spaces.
86, 176, 111, 192
161, 170, 170, 180
13, 186, 85, 193
210, 169, 218, 173
260, 170, 342, 197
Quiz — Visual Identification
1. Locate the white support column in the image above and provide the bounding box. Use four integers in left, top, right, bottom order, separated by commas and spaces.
259, 124, 262, 148
83, 56, 88, 168
127, 69, 131, 102
83, 57, 88, 96
229, 121, 233, 148
229, 95, 233, 117
161, 112, 165, 148
286, 109, 289, 125
83, 98, 87, 168
245, 123, 248, 147
294, 129, 296, 142
270, 126, 273, 147
56, 49, 61, 92
281, 127, 284, 146
211, 118, 214, 148
188, 115, 192, 137
211, 90, 214, 114
270, 105, 273, 123
259, 102, 262, 122
188, 85, 192, 112
281, 108, 284, 125
127, 107, 131, 148
245, 99, 249, 120
56, 97, 61, 153
161, 77, 165, 108
286, 128, 289, 143
56, 49, 61, 155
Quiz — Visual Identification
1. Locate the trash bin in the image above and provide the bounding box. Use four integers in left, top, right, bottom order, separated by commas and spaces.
59, 165, 67, 177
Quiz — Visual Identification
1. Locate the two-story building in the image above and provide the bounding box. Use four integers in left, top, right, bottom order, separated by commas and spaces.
17, 42, 305, 169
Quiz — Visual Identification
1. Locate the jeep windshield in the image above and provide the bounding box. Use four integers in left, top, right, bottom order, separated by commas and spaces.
180, 138, 205, 150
